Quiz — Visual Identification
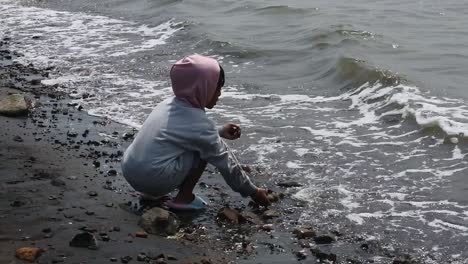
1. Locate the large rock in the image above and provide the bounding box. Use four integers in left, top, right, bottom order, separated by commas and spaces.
139, 207, 180, 236
69, 232, 99, 250
15, 247, 43, 262
0, 94, 29, 117
217, 207, 241, 224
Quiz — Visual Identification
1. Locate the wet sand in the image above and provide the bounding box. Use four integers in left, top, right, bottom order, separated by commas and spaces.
1, 39, 424, 264
0, 44, 307, 264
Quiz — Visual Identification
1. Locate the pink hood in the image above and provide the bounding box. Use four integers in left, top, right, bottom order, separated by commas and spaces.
170, 54, 221, 109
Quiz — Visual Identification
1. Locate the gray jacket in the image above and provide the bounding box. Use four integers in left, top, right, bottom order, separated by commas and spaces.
122, 97, 257, 197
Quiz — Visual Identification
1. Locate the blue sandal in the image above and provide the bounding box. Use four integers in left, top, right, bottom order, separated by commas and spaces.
166, 195, 208, 210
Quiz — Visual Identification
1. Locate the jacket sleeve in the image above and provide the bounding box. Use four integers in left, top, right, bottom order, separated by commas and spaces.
182, 124, 257, 197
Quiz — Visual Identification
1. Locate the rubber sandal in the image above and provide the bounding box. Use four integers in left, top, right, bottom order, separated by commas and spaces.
139, 193, 171, 202
165, 195, 208, 210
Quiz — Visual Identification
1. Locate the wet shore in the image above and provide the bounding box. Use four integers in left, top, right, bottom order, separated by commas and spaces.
0, 37, 426, 264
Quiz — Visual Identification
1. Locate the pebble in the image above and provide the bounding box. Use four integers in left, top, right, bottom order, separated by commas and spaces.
87, 191, 98, 197
15, 247, 43, 262
293, 227, 316, 239
120, 256, 132, 263
135, 231, 148, 238
10, 200, 25, 207
260, 224, 274, 231
294, 249, 308, 260
13, 135, 23, 142
313, 234, 336, 244
136, 253, 147, 261
69, 232, 98, 250
217, 207, 241, 224
262, 209, 279, 219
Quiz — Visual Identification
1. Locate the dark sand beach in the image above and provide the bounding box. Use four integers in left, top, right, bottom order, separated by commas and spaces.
1, 38, 430, 264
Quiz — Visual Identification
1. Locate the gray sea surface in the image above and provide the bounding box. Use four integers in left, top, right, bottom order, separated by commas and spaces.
1, 0, 467, 262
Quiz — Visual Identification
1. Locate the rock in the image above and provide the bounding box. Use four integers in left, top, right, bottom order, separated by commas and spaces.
69, 232, 98, 250
15, 247, 43, 262
51, 179, 66, 187
393, 255, 418, 264
310, 247, 337, 262
239, 211, 262, 225
120, 256, 132, 263
139, 207, 180, 236
10, 200, 26, 207
13, 135, 23, 142
217, 207, 241, 224
137, 253, 147, 261
294, 249, 308, 260
260, 224, 274, 231
262, 209, 279, 219
276, 181, 302, 188
313, 234, 335, 244
293, 227, 316, 239
122, 132, 134, 140
107, 169, 117, 176
135, 231, 148, 238
87, 191, 98, 197
0, 94, 29, 117
298, 239, 311, 248
110, 257, 118, 262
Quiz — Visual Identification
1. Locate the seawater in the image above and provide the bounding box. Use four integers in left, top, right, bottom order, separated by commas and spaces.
1, 0, 468, 262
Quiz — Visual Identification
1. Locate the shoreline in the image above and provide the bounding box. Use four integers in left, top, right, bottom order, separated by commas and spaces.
0, 39, 433, 264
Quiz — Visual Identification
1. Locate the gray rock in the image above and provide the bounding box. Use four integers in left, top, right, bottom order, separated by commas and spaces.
262, 209, 280, 219
138, 207, 180, 236
239, 211, 262, 225
218, 207, 242, 224
0, 94, 29, 117
313, 234, 336, 244
293, 227, 316, 239
69, 232, 98, 250
310, 247, 337, 262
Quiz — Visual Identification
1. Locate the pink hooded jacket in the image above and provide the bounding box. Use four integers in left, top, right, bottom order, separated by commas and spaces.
122, 54, 257, 198
170, 54, 221, 110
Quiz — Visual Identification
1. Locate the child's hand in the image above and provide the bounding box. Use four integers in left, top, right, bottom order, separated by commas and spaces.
250, 188, 271, 206
220, 123, 241, 140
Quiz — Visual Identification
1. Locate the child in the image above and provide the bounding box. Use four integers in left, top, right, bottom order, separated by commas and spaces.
121, 54, 270, 210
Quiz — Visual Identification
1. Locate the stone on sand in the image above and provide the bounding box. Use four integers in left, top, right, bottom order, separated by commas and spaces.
0, 94, 29, 117
293, 227, 316, 239
139, 207, 180, 236
15, 247, 43, 262
217, 207, 241, 224
69, 232, 99, 250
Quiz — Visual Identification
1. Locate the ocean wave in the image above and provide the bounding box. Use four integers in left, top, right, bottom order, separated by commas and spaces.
335, 57, 403, 89
340, 80, 468, 139
254, 5, 316, 15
